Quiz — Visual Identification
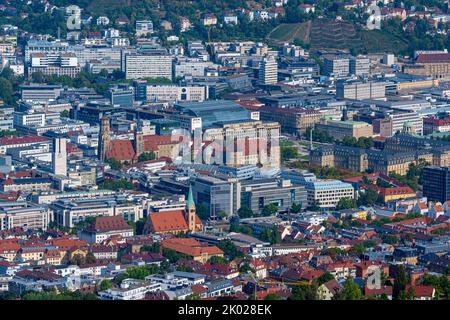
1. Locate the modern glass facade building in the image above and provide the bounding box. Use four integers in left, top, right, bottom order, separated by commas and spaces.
422, 166, 450, 203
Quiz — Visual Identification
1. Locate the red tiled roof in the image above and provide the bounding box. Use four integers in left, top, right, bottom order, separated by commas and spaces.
87, 216, 132, 232
161, 238, 223, 258
365, 285, 393, 296
148, 210, 202, 233
416, 53, 450, 63
0, 135, 48, 146
143, 135, 178, 152
405, 285, 434, 297
106, 140, 135, 162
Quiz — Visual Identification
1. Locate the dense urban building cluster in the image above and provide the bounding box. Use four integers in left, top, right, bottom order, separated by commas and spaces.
0, 0, 448, 302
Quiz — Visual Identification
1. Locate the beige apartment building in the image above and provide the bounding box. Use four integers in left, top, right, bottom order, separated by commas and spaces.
315, 119, 373, 140
202, 120, 281, 170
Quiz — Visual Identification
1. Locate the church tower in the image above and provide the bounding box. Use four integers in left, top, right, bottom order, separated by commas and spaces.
186, 184, 196, 232
133, 127, 144, 161
98, 116, 111, 162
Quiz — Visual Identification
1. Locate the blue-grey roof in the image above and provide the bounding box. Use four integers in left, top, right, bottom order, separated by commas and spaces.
175, 100, 251, 128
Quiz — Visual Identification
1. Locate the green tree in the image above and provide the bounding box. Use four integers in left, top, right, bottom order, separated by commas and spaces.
99, 179, 134, 190
393, 265, 409, 300
265, 293, 281, 300
237, 206, 253, 218
291, 201, 303, 213
308, 200, 321, 211
217, 240, 245, 260
208, 256, 228, 265
357, 188, 380, 206
85, 252, 96, 264
138, 151, 156, 162
100, 279, 113, 291
336, 197, 357, 210
105, 158, 123, 170
289, 284, 318, 300
60, 110, 70, 118
239, 263, 255, 274
382, 234, 399, 245
185, 293, 201, 300
261, 203, 278, 216
334, 277, 362, 300
0, 77, 14, 105
196, 203, 209, 220
316, 272, 335, 286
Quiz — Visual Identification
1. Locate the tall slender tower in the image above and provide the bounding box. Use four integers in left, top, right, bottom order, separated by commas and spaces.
133, 119, 144, 161
98, 116, 111, 162
52, 137, 67, 176
258, 55, 278, 85
186, 184, 196, 232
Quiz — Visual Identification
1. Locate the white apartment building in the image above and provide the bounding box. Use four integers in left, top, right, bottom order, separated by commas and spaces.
324, 56, 350, 77
51, 198, 145, 228
98, 279, 161, 300
28, 52, 81, 78
125, 54, 173, 80
173, 58, 215, 78
349, 56, 370, 76
336, 81, 386, 100
135, 20, 154, 37
146, 85, 208, 102
259, 55, 278, 85
304, 179, 355, 208
13, 111, 47, 127
0, 202, 53, 231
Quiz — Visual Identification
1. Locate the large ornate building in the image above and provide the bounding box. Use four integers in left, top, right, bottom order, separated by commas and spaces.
310, 134, 450, 175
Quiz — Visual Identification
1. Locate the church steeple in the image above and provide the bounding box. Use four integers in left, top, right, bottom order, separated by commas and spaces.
186, 184, 196, 232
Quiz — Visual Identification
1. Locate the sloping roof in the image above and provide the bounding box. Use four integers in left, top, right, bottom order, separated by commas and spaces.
365, 285, 393, 296
106, 140, 135, 162
148, 210, 201, 233
0, 135, 48, 146
162, 238, 223, 258
416, 53, 450, 63
323, 279, 341, 295
143, 135, 176, 152
87, 216, 132, 232
405, 285, 434, 297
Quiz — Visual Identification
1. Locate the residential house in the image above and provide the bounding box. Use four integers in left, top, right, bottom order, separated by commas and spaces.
202, 14, 217, 26
317, 279, 341, 300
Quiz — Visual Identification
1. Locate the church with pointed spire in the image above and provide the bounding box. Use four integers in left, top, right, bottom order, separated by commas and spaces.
144, 185, 203, 235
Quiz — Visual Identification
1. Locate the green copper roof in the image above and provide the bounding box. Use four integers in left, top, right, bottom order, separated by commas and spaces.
187, 184, 195, 208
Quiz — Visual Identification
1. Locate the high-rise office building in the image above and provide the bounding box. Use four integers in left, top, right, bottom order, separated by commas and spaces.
98, 116, 111, 162
259, 55, 278, 85
124, 53, 173, 80
109, 85, 134, 107
336, 81, 386, 100
323, 56, 350, 77
422, 166, 450, 203
52, 137, 67, 176
349, 56, 370, 76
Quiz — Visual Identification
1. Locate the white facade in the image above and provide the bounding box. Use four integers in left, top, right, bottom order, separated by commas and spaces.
52, 137, 67, 176
304, 180, 355, 208
259, 55, 278, 85
125, 54, 173, 80
146, 85, 208, 102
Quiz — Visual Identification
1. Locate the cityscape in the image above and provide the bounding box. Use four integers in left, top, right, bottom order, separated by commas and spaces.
0, 0, 449, 303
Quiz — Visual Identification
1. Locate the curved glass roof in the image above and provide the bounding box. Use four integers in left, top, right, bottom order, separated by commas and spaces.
175, 100, 251, 128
